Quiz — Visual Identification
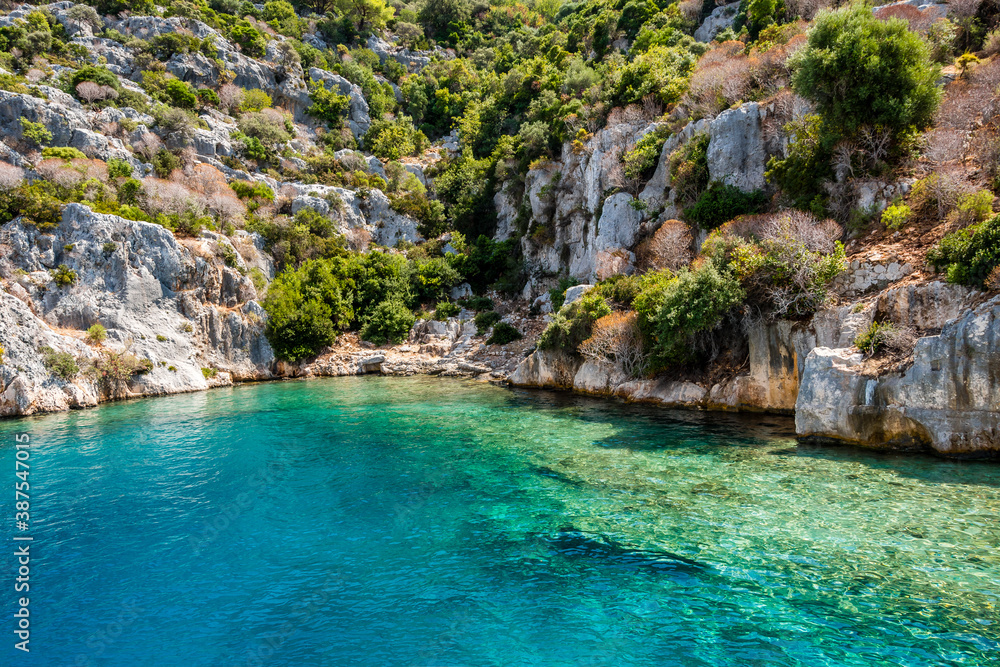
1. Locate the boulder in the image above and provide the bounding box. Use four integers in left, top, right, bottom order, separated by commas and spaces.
694, 3, 739, 42
707, 102, 766, 192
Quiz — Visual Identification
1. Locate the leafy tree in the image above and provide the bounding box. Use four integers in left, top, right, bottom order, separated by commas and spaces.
337, 0, 395, 32
360, 299, 414, 344
262, 258, 357, 361
307, 84, 350, 125
790, 5, 940, 139
418, 0, 471, 40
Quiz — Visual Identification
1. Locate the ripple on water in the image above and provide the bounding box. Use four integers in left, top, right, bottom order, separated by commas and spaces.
0, 376, 998, 666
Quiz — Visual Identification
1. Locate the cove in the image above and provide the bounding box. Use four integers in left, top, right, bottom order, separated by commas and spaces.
1, 376, 999, 666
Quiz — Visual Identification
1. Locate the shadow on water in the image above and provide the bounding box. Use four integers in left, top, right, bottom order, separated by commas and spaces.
527, 526, 709, 575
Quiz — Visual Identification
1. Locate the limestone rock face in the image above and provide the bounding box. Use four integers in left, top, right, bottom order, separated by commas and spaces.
707, 102, 766, 192
0, 204, 275, 416
797, 296, 1000, 457
694, 3, 739, 42
0, 89, 89, 147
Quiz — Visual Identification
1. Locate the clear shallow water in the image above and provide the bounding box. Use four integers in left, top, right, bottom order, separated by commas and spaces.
1, 377, 999, 667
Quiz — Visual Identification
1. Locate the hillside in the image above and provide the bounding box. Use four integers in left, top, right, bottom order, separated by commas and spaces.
1, 0, 999, 455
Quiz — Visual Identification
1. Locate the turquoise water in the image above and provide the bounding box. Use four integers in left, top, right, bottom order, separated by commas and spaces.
1, 377, 999, 666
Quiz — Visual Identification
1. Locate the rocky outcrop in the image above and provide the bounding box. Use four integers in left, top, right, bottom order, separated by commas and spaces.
510, 101, 776, 288
511, 280, 1000, 457
308, 67, 372, 139
797, 293, 1000, 457
282, 181, 421, 246
0, 204, 275, 416
695, 3, 739, 42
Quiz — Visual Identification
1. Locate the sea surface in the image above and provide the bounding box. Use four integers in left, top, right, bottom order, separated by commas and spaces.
1, 376, 998, 666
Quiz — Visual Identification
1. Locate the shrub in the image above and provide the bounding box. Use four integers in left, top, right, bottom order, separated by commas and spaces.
262, 258, 356, 361
579, 311, 647, 378
152, 149, 181, 178
487, 322, 522, 345
636, 219, 693, 271
94, 346, 152, 398
955, 190, 994, 226
50, 264, 77, 287
669, 133, 710, 206
164, 79, 198, 108
434, 301, 460, 320
648, 263, 745, 367
537, 291, 612, 353
70, 66, 120, 95
790, 5, 940, 140
855, 321, 916, 357
41, 147, 87, 161
474, 310, 502, 335
238, 111, 292, 146
621, 125, 671, 181
460, 295, 493, 311
704, 211, 846, 318
86, 323, 107, 345
360, 299, 415, 345
685, 183, 767, 229
927, 214, 1000, 287
107, 158, 132, 180
306, 84, 350, 124
595, 274, 642, 308
410, 256, 461, 303
201, 367, 218, 379
239, 88, 272, 113
881, 203, 911, 230
363, 116, 428, 160
40, 346, 79, 380
20, 118, 51, 147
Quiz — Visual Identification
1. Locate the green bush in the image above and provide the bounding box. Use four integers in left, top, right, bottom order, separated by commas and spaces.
363, 116, 428, 160
152, 149, 181, 178
537, 291, 612, 353
460, 295, 493, 311
668, 133, 710, 206
927, 214, 1000, 287
595, 274, 642, 308
40, 346, 79, 380
86, 323, 107, 344
70, 66, 120, 95
20, 119, 51, 147
262, 258, 356, 361
50, 264, 77, 287
622, 125, 672, 182
306, 84, 350, 125
474, 310, 502, 335
434, 301, 460, 320
164, 79, 198, 108
855, 320, 896, 357
107, 158, 132, 180
411, 256, 461, 303
881, 203, 911, 230
632, 269, 677, 342
201, 366, 218, 379
790, 5, 940, 140
229, 25, 266, 59
238, 112, 292, 146
685, 183, 767, 230
487, 321, 522, 345
649, 263, 745, 367
239, 88, 272, 113
41, 146, 87, 161
360, 299, 415, 345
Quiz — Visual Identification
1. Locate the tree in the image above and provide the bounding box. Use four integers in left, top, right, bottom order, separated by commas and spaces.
418, 0, 470, 39
791, 5, 940, 139
337, 0, 395, 32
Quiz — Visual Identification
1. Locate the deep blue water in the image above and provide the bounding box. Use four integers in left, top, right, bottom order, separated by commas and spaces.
1, 376, 999, 666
